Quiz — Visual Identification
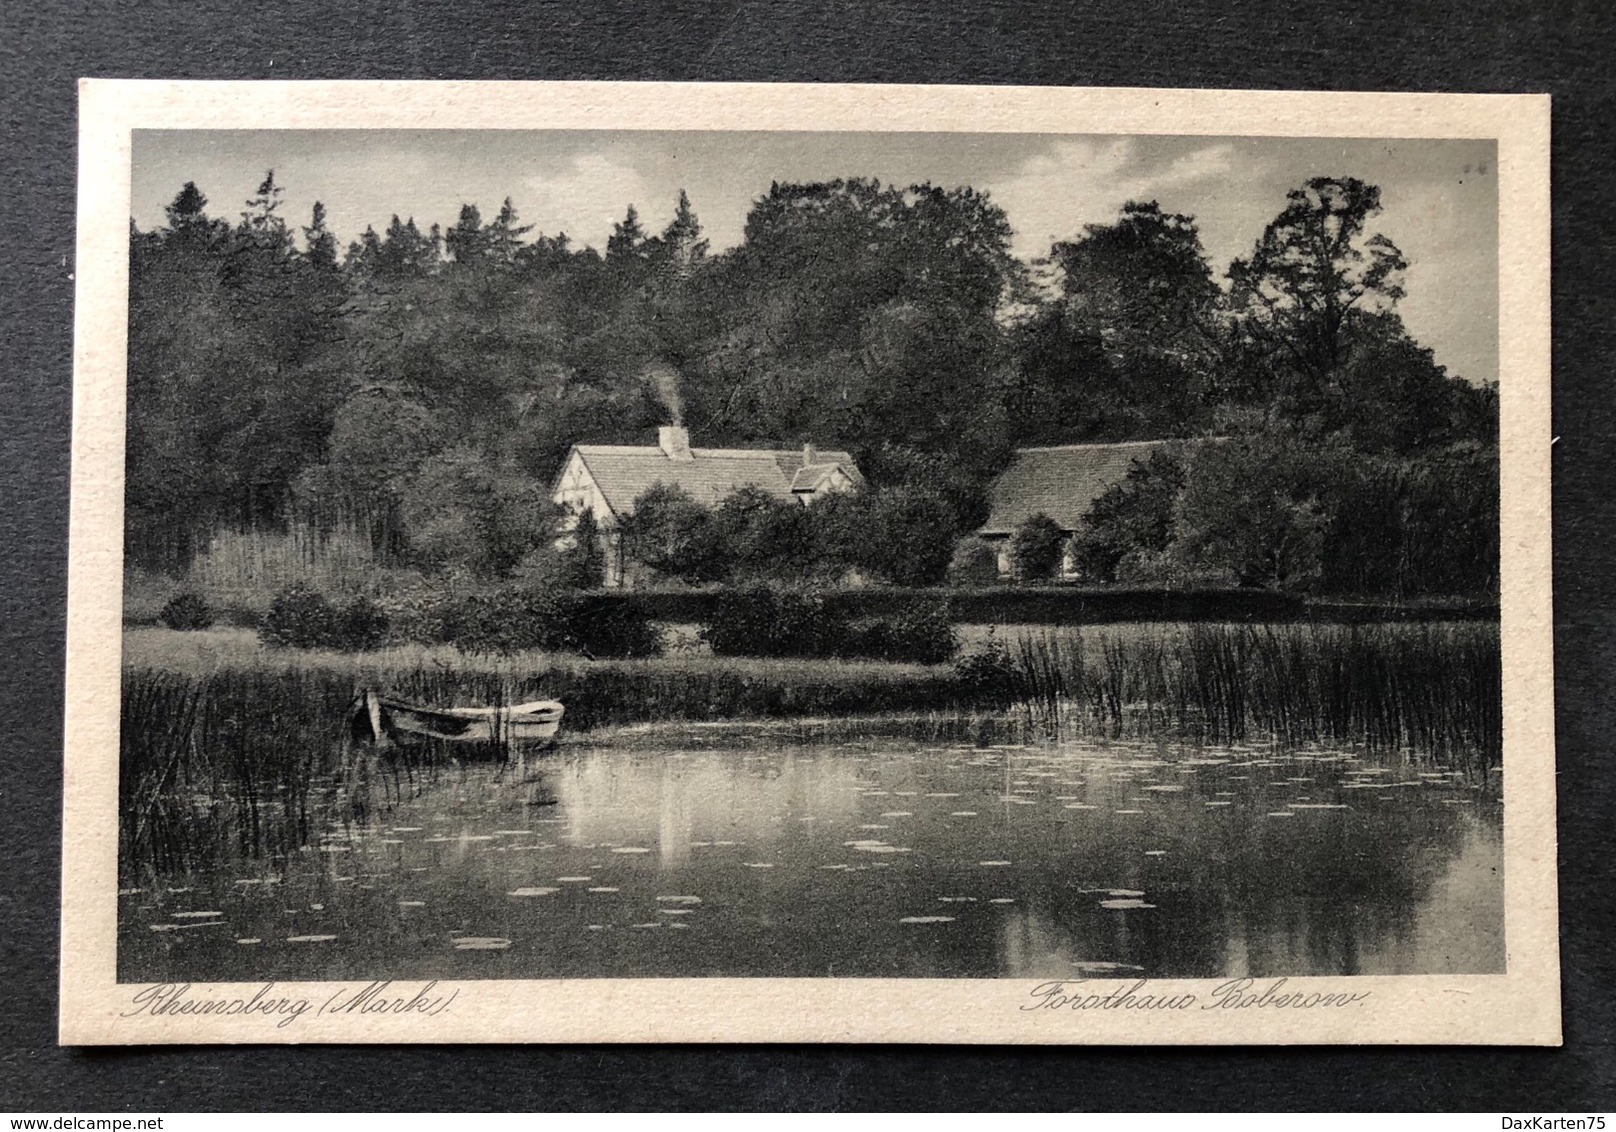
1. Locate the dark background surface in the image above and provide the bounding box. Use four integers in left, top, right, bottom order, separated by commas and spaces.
2, 0, 1612, 1111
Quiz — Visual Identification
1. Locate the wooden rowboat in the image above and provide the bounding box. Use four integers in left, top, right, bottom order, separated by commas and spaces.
349, 689, 564, 749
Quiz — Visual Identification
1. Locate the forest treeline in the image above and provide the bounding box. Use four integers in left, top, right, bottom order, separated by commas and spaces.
128, 171, 1498, 596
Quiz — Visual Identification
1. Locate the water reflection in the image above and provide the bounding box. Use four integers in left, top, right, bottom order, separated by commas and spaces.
119, 737, 1503, 982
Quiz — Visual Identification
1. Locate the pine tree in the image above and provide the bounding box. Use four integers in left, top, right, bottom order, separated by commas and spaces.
658, 189, 708, 276
239, 170, 289, 248
487, 196, 534, 266
165, 181, 210, 230
561, 509, 607, 588
606, 204, 647, 262
445, 203, 486, 264
303, 201, 338, 269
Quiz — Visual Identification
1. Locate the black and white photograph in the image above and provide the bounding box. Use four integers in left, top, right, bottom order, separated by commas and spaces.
59, 81, 1557, 1045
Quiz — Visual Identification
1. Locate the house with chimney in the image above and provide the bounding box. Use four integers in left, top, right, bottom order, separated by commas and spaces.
551, 425, 864, 587
976, 439, 1171, 578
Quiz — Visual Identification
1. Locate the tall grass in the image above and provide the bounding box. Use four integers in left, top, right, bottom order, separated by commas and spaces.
119, 665, 463, 877
118, 635, 981, 875
191, 522, 395, 608
1007, 622, 1500, 777
118, 619, 1501, 876
125, 519, 418, 623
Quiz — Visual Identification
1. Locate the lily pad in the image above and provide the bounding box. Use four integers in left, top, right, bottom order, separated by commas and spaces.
453, 937, 511, 950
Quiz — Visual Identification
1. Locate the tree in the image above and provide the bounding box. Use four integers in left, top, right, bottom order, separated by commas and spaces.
400, 447, 555, 577
1172, 425, 1341, 591
618, 484, 729, 583
656, 189, 708, 278
1319, 444, 1498, 598
1068, 448, 1186, 583
685, 179, 1022, 501
293, 388, 439, 555
1325, 311, 1490, 455
303, 201, 338, 269
1052, 201, 1219, 360
1012, 201, 1219, 445
238, 170, 290, 250
559, 508, 606, 588
1228, 177, 1408, 397
126, 174, 349, 567
164, 181, 220, 239
607, 204, 649, 263
1011, 514, 1066, 581
445, 203, 488, 264
485, 197, 534, 267
715, 486, 819, 580
854, 485, 958, 587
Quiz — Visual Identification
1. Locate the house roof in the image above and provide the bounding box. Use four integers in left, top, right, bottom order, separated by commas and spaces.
570, 444, 863, 517
789, 463, 848, 493
979, 440, 1170, 536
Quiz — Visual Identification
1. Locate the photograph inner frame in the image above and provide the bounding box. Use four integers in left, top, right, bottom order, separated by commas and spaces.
61, 80, 1557, 1046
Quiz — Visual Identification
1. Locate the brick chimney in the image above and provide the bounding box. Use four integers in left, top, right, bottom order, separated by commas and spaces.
802, 440, 816, 465
658, 424, 694, 462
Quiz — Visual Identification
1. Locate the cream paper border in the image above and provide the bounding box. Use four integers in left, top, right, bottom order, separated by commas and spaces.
61, 80, 1557, 1046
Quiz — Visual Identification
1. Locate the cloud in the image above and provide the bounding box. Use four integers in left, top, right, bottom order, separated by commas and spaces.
988, 139, 1239, 257
522, 154, 659, 249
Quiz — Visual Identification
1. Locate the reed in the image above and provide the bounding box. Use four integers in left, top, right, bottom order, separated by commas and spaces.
140, 517, 419, 620
118, 619, 1500, 878
118, 639, 981, 875
119, 665, 457, 877
1005, 621, 1500, 777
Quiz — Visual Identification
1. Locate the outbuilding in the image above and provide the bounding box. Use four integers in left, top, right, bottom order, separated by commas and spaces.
551, 425, 863, 587
976, 439, 1170, 577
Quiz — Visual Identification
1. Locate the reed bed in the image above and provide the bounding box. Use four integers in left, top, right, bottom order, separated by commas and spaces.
119, 633, 976, 874
119, 619, 1500, 876
125, 519, 417, 622
119, 666, 461, 877
1006, 621, 1500, 777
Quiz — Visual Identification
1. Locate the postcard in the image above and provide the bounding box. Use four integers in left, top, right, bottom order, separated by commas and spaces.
61, 80, 1556, 1044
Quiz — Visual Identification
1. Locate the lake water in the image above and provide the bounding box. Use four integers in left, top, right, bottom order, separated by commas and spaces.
118, 735, 1503, 982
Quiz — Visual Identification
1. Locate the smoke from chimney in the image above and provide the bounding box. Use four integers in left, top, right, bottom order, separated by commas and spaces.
642, 361, 684, 426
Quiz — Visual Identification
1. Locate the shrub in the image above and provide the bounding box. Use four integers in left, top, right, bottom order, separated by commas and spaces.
1173, 429, 1333, 592
954, 634, 1021, 708
158, 591, 214, 631
333, 595, 390, 650
837, 597, 957, 664
702, 586, 956, 664
259, 587, 338, 648
701, 586, 835, 659
857, 486, 959, 587
1069, 448, 1186, 583
414, 587, 663, 659
566, 594, 664, 659
948, 540, 1003, 585
618, 484, 729, 583
1011, 513, 1067, 581
427, 589, 569, 655
259, 588, 391, 650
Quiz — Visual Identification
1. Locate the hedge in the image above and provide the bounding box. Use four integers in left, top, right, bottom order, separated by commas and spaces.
700, 586, 957, 664
554, 586, 1498, 626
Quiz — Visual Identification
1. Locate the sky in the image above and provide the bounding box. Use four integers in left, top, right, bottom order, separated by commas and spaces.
132, 130, 1499, 384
